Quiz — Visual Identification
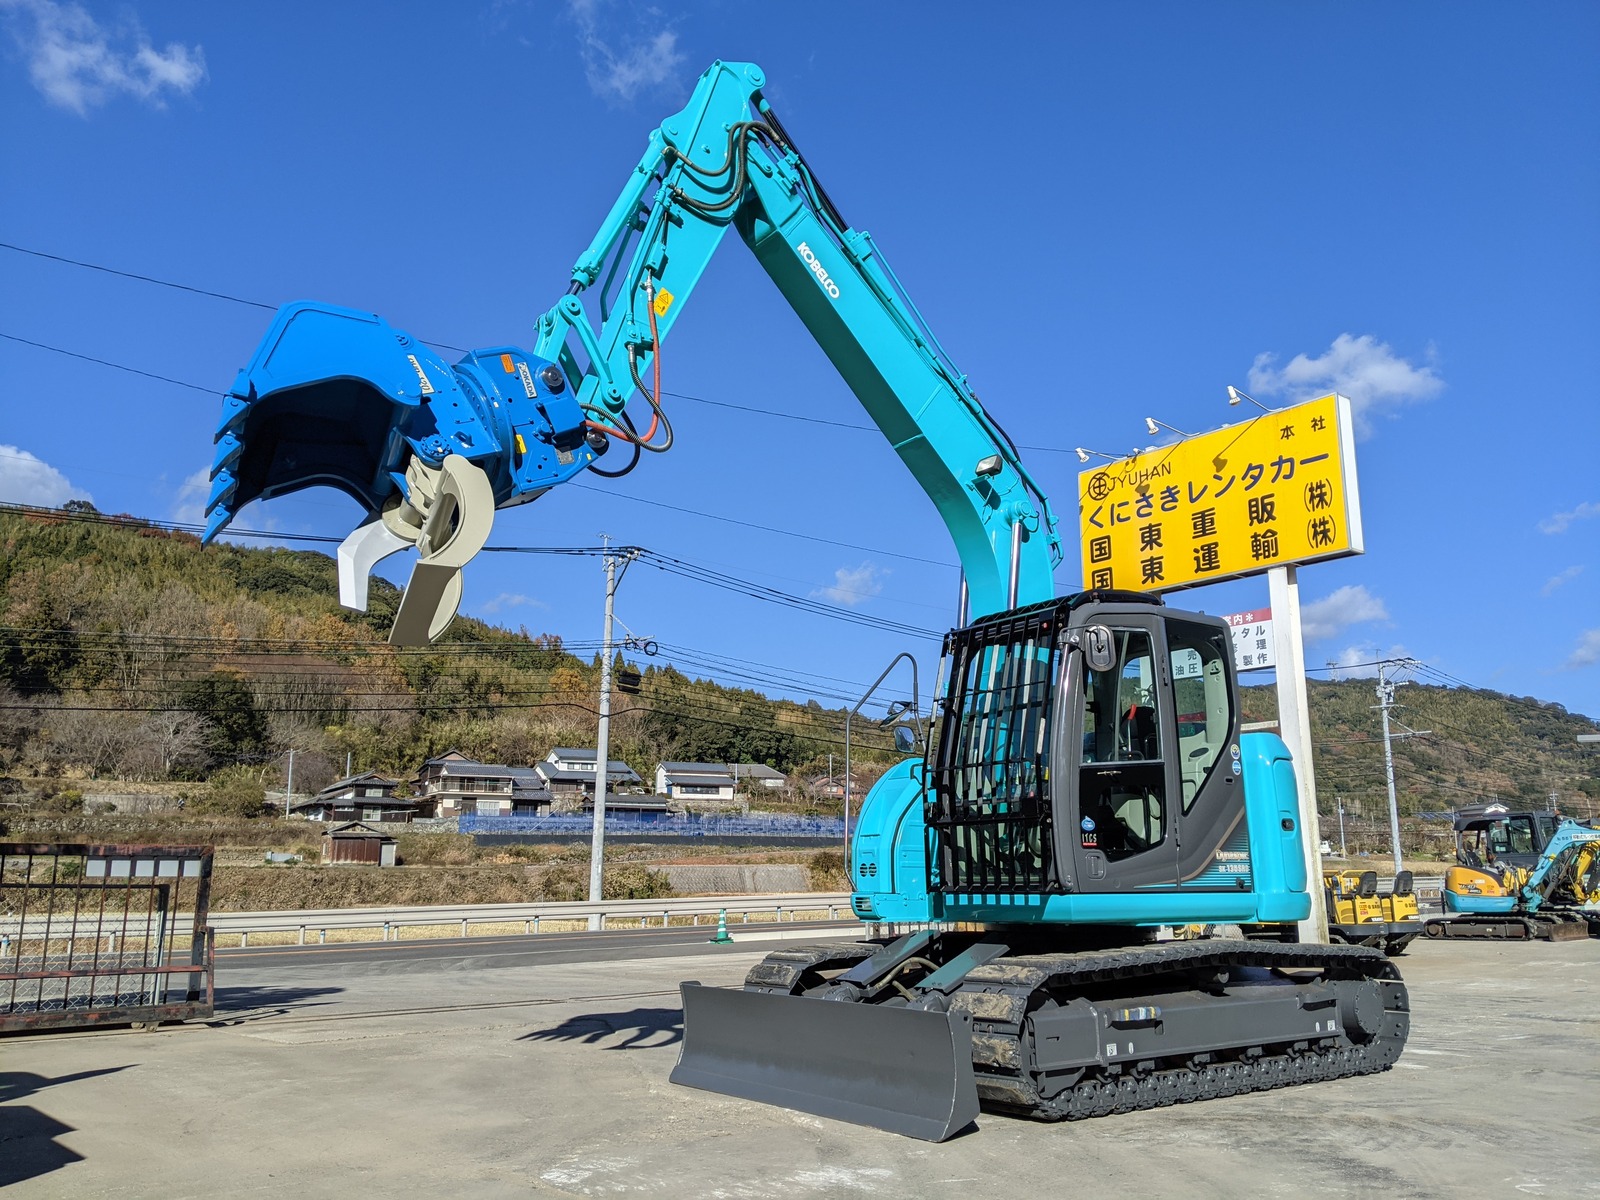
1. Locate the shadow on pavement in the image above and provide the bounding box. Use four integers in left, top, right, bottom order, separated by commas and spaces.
519, 1007, 683, 1050
0, 1106, 84, 1187
209, 984, 345, 1024
0, 1068, 135, 1188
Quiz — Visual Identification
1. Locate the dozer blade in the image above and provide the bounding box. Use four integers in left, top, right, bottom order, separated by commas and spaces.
672, 982, 979, 1142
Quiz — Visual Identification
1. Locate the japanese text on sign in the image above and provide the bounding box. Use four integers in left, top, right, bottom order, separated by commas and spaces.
1077, 394, 1363, 592
1223, 608, 1276, 673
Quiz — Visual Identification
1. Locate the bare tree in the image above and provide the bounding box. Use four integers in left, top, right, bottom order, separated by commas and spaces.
43, 698, 142, 778
125, 709, 214, 778
0, 684, 45, 769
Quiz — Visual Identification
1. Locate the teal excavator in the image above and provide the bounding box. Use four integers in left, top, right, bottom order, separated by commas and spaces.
205, 61, 1409, 1141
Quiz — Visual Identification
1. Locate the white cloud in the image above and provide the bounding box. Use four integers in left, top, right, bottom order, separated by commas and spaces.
564, 0, 684, 103
1541, 565, 1584, 597
173, 466, 209, 526
1, 0, 206, 116
1300, 584, 1389, 642
1248, 333, 1443, 437
1539, 501, 1599, 535
811, 562, 886, 607
1567, 629, 1600, 671
481, 592, 544, 614
1322, 644, 1410, 681
0, 444, 92, 507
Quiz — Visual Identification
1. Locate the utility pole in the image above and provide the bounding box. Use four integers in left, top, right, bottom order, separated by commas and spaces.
1374, 660, 1429, 873
1336, 795, 1347, 857
588, 537, 634, 931
1376, 668, 1401, 873
285, 748, 296, 819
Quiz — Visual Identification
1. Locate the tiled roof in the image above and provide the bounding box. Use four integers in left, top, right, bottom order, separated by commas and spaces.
657, 761, 733, 776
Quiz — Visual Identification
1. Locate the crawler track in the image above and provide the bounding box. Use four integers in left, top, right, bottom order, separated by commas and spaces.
745, 937, 1409, 1122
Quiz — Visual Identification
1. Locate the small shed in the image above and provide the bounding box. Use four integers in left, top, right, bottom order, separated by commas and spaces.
321, 821, 398, 867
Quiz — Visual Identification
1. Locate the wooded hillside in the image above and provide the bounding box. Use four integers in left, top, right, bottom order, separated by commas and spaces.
1, 504, 1595, 828
0, 506, 882, 802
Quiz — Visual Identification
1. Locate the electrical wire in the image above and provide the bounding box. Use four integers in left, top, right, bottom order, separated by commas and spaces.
0, 241, 278, 311
0, 332, 221, 395
2, 501, 944, 628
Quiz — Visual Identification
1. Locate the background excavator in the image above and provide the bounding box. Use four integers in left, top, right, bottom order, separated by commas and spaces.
204, 60, 1409, 1141
1426, 805, 1600, 941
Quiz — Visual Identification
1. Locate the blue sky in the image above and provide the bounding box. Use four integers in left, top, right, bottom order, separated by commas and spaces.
2, 1, 1597, 724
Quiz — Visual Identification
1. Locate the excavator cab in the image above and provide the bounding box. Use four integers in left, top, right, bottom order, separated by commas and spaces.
922, 592, 1256, 908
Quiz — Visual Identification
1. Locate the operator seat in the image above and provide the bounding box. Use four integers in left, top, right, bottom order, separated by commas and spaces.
1119, 703, 1158, 760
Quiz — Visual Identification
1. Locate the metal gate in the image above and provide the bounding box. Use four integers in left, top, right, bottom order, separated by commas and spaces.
0, 843, 214, 1033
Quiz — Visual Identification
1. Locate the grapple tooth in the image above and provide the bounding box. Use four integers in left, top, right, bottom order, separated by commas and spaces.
672, 982, 979, 1142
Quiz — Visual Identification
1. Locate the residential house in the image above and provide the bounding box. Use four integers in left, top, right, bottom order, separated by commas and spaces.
654, 762, 789, 800
654, 762, 737, 801
732, 763, 787, 792
537, 748, 660, 811
291, 773, 419, 823
507, 767, 555, 815
412, 750, 553, 818
805, 772, 868, 800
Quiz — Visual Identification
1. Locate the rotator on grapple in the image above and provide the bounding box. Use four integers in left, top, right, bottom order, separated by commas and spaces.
202, 59, 1409, 1140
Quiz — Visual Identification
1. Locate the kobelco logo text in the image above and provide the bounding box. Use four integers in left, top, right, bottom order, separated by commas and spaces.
406, 355, 434, 396
796, 242, 841, 300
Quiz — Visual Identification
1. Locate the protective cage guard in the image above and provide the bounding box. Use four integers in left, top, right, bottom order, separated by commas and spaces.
929, 601, 1065, 895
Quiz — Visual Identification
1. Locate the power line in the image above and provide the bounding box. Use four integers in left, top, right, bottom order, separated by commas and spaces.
563, 484, 952, 569
1, 503, 938, 638
0, 241, 278, 311
0, 332, 220, 395
0, 242, 469, 354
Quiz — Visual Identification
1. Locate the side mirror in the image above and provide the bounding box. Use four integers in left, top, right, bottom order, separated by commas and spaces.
1081, 625, 1117, 673
892, 724, 919, 755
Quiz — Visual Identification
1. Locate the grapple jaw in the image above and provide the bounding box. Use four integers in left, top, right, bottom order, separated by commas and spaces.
205, 301, 594, 643
672, 982, 980, 1142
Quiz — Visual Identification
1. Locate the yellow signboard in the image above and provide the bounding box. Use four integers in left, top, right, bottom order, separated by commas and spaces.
1077, 393, 1362, 592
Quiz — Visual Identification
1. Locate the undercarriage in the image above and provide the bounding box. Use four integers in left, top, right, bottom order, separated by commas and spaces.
674, 931, 1410, 1139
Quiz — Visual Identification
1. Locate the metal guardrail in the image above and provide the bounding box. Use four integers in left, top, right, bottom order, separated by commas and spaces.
204, 878, 1444, 947
459, 814, 847, 837
209, 892, 857, 947
182, 871, 1452, 947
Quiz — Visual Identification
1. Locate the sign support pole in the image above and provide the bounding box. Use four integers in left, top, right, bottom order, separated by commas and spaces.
1268, 564, 1328, 943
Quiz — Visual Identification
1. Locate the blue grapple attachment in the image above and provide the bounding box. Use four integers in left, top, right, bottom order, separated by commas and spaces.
205, 302, 594, 642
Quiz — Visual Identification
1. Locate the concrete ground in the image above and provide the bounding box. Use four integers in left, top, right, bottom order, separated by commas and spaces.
3, 934, 1598, 1199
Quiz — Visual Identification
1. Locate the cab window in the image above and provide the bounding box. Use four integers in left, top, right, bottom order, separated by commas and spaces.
1487, 817, 1535, 857
1167, 620, 1233, 812
1078, 629, 1165, 862
1535, 813, 1557, 848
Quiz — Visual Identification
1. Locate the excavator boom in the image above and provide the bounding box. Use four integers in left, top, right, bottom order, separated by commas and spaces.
205, 60, 1059, 644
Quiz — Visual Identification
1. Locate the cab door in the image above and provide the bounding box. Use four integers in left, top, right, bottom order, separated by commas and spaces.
1064, 618, 1181, 892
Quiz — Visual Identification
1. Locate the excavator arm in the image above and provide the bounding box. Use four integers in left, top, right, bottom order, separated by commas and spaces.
205, 60, 1061, 642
